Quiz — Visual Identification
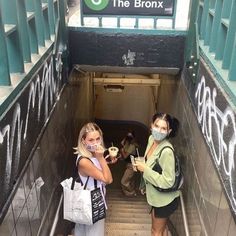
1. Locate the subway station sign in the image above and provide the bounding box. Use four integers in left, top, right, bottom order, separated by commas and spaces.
82, 0, 175, 16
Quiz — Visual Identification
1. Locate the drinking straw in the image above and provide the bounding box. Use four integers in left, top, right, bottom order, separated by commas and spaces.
136, 148, 140, 157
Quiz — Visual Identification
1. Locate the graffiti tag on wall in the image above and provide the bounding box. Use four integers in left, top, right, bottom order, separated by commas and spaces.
0, 53, 63, 218
195, 75, 236, 214
122, 49, 136, 65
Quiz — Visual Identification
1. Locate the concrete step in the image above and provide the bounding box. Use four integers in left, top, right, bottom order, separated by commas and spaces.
105, 229, 150, 236
107, 230, 172, 236
107, 207, 150, 215
107, 197, 147, 203
107, 203, 149, 210
107, 207, 149, 217
107, 200, 148, 206
106, 192, 146, 200
106, 216, 151, 224
105, 222, 152, 231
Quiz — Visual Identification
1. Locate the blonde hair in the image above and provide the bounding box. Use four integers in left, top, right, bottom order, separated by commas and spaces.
73, 122, 105, 158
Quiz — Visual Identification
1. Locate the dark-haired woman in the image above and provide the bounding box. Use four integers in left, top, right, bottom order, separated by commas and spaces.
134, 113, 180, 236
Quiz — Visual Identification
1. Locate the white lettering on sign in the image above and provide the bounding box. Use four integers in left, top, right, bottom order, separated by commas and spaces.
135, 0, 163, 8
113, 0, 130, 7
113, 0, 164, 8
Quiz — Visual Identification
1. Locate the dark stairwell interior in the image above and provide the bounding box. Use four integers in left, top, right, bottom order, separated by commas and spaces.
53, 69, 191, 236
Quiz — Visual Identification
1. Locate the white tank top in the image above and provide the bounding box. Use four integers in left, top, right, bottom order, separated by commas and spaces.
76, 155, 105, 190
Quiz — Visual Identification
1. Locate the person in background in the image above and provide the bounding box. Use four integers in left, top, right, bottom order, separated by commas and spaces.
73, 122, 113, 236
120, 131, 139, 197
134, 112, 180, 236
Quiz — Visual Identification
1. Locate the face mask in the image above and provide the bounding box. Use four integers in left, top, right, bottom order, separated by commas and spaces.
152, 128, 167, 141
85, 141, 101, 152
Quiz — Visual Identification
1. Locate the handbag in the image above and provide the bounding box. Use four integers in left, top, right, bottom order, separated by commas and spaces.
60, 159, 106, 225
152, 146, 184, 192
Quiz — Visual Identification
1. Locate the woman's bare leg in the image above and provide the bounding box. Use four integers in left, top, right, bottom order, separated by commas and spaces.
151, 210, 168, 236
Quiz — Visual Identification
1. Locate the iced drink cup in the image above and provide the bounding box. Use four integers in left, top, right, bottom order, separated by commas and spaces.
108, 147, 119, 160
130, 155, 137, 171
135, 156, 145, 163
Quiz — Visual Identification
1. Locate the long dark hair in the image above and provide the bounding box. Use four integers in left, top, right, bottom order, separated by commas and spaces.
152, 112, 179, 138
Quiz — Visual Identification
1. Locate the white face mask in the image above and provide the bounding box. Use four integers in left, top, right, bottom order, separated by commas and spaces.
152, 127, 167, 141
85, 141, 101, 152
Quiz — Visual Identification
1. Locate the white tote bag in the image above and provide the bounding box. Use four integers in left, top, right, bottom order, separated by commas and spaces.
61, 177, 106, 225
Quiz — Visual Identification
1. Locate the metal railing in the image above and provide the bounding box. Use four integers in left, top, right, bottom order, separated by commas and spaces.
49, 193, 63, 236
180, 191, 190, 236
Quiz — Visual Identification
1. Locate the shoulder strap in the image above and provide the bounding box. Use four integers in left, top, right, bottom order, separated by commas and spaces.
156, 146, 174, 163
76, 155, 85, 167
159, 146, 174, 156
73, 156, 97, 190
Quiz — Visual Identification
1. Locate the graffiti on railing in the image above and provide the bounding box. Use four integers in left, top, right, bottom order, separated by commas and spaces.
195, 75, 236, 213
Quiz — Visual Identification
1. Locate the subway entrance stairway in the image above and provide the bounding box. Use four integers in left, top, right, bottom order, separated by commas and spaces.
55, 120, 201, 236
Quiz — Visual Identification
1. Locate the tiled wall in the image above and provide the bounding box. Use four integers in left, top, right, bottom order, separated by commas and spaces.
0, 84, 83, 236
172, 77, 236, 236
91, 71, 226, 236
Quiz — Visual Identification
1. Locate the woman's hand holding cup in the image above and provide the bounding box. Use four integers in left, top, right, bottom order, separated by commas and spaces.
133, 157, 146, 172
135, 156, 145, 163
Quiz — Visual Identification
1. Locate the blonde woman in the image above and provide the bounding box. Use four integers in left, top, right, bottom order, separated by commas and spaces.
73, 122, 113, 236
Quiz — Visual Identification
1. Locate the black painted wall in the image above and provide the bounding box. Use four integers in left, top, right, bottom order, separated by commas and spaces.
0, 52, 65, 222
69, 29, 186, 69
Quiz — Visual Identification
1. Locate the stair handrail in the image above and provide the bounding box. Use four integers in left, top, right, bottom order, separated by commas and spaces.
49, 193, 63, 236
180, 191, 190, 236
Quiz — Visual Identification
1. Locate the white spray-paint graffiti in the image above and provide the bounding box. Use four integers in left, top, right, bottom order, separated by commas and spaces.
122, 49, 136, 65
0, 54, 62, 195
195, 76, 236, 213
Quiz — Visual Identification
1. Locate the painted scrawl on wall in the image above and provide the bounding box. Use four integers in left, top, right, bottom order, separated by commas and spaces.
0, 52, 63, 221
195, 64, 236, 217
